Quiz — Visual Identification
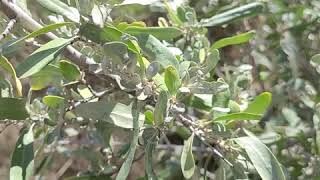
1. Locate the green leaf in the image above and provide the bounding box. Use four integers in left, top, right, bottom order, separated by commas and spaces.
164, 66, 181, 95
10, 124, 35, 180
181, 133, 195, 179
136, 34, 180, 70
154, 90, 168, 126
35, 0, 80, 22
16, 38, 73, 78
213, 113, 262, 121
103, 42, 130, 64
0, 98, 28, 120
42, 95, 64, 108
75, 101, 145, 129
80, 23, 122, 44
210, 31, 255, 50
30, 65, 63, 90
124, 26, 183, 40
311, 54, 320, 65
116, 100, 140, 180
200, 2, 264, 27
144, 110, 154, 125
60, 60, 81, 82
0, 55, 22, 96
234, 130, 286, 180
7, 22, 74, 48
244, 92, 272, 115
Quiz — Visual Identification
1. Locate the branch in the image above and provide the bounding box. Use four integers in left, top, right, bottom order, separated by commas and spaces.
0, 18, 16, 41
0, 0, 96, 69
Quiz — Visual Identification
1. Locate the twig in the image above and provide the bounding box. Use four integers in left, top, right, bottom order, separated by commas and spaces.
0, 18, 16, 42
0, 0, 96, 69
176, 114, 233, 167
56, 158, 73, 178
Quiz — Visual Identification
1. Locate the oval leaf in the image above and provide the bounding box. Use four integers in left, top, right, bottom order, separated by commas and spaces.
0, 55, 22, 96
60, 60, 81, 82
164, 66, 181, 95
244, 92, 272, 115
181, 133, 195, 179
43, 95, 64, 108
16, 38, 73, 78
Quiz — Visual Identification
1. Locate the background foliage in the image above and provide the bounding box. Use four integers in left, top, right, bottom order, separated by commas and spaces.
1, 0, 320, 179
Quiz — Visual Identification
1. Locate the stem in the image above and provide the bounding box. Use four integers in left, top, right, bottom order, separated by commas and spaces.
0, 18, 16, 42
0, 0, 96, 69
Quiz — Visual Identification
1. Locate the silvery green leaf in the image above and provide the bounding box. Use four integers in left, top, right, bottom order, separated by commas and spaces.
187, 81, 229, 94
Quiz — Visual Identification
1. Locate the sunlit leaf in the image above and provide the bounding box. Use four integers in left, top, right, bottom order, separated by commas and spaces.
210, 31, 255, 50
0, 55, 22, 96
181, 133, 195, 179
244, 92, 272, 115
214, 113, 262, 121
42, 95, 64, 108
30, 65, 63, 90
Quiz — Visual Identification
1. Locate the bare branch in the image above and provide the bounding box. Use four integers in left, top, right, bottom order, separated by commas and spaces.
0, 0, 96, 69
0, 18, 16, 42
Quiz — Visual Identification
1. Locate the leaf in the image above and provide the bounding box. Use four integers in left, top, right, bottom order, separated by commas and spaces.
0, 98, 28, 120
201, 49, 220, 74
210, 31, 255, 50
30, 65, 63, 90
75, 101, 145, 129
116, 100, 140, 180
187, 81, 229, 94
103, 42, 130, 64
35, 0, 80, 22
214, 113, 262, 121
16, 38, 73, 78
42, 95, 64, 108
0, 55, 22, 96
144, 110, 154, 125
124, 26, 183, 40
91, 4, 106, 28
135, 34, 180, 70
164, 66, 181, 95
142, 128, 159, 179
120, 0, 159, 5
311, 54, 320, 65
200, 2, 264, 27
244, 92, 272, 115
234, 130, 286, 180
80, 23, 122, 44
181, 133, 195, 179
10, 124, 35, 180
154, 91, 168, 126
60, 60, 81, 82
7, 22, 74, 48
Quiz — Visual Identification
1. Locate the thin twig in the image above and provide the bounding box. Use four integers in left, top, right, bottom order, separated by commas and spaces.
0, 18, 16, 42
